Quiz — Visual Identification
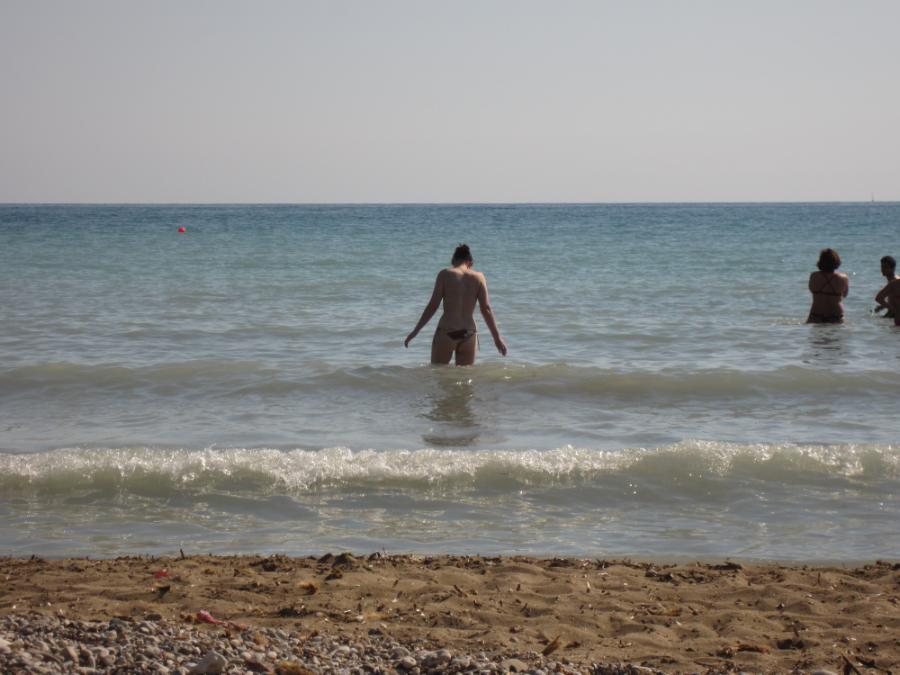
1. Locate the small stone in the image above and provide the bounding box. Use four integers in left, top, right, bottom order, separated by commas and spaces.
397, 655, 417, 670
0, 637, 12, 654
64, 645, 80, 662
502, 658, 529, 673
811, 672, 839, 675
422, 649, 452, 668
189, 650, 227, 674
451, 656, 472, 669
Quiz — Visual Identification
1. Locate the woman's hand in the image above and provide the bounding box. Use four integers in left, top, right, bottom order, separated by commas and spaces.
404, 332, 416, 348
494, 336, 508, 356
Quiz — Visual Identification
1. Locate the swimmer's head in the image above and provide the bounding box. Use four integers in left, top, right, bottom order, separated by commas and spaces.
881, 255, 896, 276
452, 243, 473, 267
817, 248, 841, 273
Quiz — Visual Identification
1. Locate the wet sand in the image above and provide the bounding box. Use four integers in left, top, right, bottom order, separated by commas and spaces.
1, 553, 898, 673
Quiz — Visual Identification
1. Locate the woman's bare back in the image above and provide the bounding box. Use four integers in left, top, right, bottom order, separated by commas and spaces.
807, 271, 848, 323
436, 267, 485, 331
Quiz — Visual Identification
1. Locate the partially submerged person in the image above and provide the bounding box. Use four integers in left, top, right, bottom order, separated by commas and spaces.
807, 248, 848, 324
404, 244, 507, 365
874, 255, 898, 319
875, 256, 900, 326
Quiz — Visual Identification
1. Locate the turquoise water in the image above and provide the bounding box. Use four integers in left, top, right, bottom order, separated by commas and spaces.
1, 203, 899, 559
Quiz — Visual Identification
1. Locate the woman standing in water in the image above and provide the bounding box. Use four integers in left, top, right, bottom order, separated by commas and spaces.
807, 248, 849, 323
405, 244, 507, 365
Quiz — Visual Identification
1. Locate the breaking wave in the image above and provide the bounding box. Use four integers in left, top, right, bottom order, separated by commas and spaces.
1, 441, 898, 499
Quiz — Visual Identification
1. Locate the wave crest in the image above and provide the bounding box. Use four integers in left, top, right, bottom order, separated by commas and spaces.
1, 442, 897, 498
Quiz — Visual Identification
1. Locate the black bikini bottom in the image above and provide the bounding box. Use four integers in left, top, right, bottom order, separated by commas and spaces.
808, 313, 843, 324
445, 328, 477, 341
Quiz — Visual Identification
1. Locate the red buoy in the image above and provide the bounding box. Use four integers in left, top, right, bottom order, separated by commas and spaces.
178, 226, 186, 233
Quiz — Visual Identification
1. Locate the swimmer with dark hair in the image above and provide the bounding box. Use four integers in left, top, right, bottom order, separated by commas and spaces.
875, 255, 900, 325
874, 255, 898, 319
405, 244, 507, 365
807, 248, 849, 324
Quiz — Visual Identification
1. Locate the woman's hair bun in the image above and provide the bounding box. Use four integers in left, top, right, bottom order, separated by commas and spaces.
452, 243, 473, 264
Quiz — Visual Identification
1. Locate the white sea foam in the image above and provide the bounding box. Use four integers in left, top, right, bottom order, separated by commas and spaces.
2, 441, 897, 498
2, 441, 899, 560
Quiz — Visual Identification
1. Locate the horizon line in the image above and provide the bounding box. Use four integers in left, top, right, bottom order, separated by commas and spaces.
1, 199, 897, 207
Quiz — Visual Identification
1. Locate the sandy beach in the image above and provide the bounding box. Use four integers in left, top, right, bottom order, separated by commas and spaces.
1, 553, 898, 673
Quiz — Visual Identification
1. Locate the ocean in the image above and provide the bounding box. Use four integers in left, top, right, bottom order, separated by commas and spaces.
1, 203, 898, 561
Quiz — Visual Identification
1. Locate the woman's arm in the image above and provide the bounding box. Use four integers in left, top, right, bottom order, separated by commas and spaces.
841, 273, 849, 298
477, 275, 507, 356
404, 272, 444, 347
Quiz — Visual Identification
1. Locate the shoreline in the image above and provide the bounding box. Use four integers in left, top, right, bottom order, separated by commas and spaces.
1, 553, 897, 673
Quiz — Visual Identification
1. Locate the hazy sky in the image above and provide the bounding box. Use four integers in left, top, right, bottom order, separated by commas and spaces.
2, 1, 899, 203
